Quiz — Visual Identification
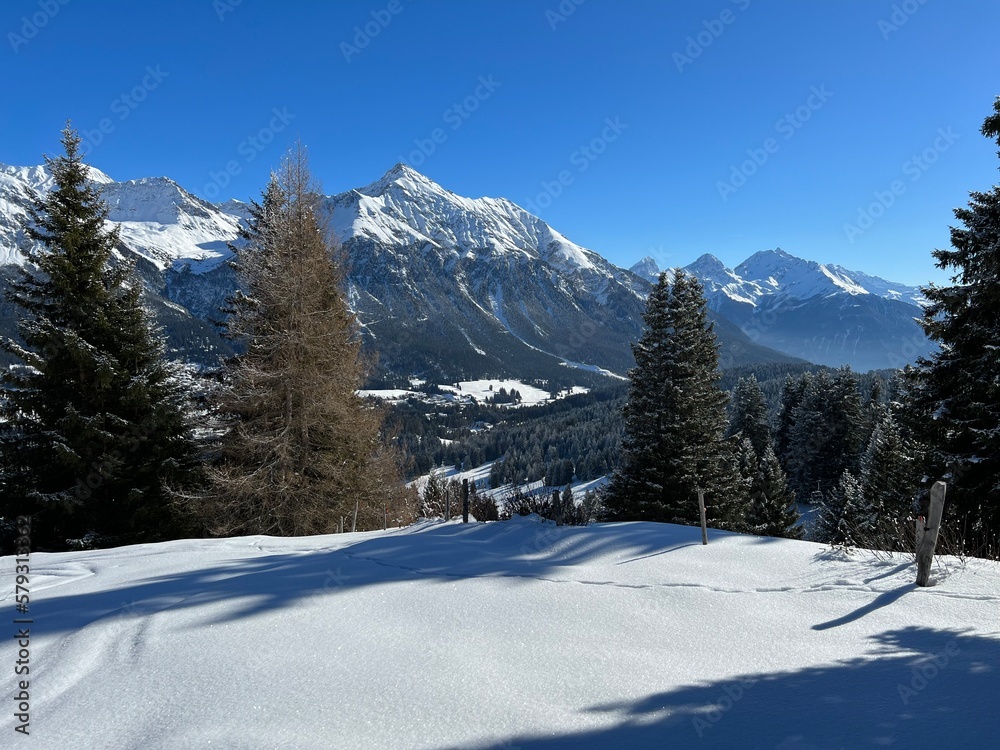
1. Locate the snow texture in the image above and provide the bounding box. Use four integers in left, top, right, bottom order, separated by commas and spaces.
2, 520, 997, 748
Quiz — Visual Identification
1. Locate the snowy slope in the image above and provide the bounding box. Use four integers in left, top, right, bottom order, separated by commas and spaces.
2, 519, 997, 749
0, 164, 242, 272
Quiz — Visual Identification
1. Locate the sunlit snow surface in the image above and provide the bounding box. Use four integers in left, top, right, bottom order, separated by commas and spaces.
2, 519, 998, 749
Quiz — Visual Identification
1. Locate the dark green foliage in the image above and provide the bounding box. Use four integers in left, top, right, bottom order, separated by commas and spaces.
786, 367, 864, 500
815, 407, 920, 549
906, 97, 1000, 537
0, 127, 201, 550
604, 271, 747, 529
728, 374, 772, 457
735, 438, 801, 539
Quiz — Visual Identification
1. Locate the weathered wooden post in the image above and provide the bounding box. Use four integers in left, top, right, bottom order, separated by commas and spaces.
445, 485, 451, 522
383, 504, 387, 531
338, 516, 344, 534
697, 488, 708, 545
351, 498, 359, 533
916, 481, 946, 587
462, 479, 470, 524
552, 489, 562, 526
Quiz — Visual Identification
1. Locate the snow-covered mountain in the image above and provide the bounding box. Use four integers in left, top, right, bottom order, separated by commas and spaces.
165, 163, 796, 381
3, 157, 926, 378
0, 164, 236, 365
633, 250, 933, 371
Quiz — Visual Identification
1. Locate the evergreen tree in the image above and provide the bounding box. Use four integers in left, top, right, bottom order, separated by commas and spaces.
786, 367, 863, 500
420, 469, 446, 518
0, 127, 201, 550
906, 97, 1000, 535
815, 410, 917, 549
736, 438, 801, 538
200, 145, 415, 535
604, 271, 746, 529
728, 374, 772, 457
775, 372, 810, 468
857, 409, 918, 548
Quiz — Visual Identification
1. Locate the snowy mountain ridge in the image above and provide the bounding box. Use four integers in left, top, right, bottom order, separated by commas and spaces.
0, 159, 926, 373
630, 250, 933, 371
631, 248, 926, 308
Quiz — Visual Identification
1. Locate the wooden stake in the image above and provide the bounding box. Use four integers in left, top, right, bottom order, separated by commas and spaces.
916, 481, 946, 586
351, 498, 359, 533
698, 488, 708, 545
462, 479, 470, 524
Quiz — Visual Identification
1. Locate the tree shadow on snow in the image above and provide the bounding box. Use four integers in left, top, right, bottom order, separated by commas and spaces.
465, 626, 1000, 750
31, 518, 722, 634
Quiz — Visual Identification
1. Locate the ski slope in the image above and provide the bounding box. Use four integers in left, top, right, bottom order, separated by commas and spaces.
2, 518, 998, 749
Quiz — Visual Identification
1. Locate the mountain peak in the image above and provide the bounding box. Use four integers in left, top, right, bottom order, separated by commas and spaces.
362, 163, 446, 197
628, 256, 661, 283
686, 253, 731, 277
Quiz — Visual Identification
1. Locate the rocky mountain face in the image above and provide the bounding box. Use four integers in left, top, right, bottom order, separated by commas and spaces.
632, 249, 933, 371
6, 160, 926, 384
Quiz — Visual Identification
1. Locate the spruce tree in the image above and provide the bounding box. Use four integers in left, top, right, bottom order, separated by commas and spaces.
906, 97, 1000, 535
0, 126, 200, 550
736, 438, 801, 539
728, 374, 772, 457
857, 409, 917, 548
201, 145, 415, 535
604, 270, 746, 529
775, 372, 809, 469
786, 367, 863, 500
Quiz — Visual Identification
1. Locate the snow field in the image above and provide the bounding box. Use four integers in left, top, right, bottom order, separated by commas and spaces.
2, 519, 998, 748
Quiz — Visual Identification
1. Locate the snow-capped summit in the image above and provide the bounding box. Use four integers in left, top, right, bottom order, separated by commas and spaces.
628, 256, 662, 283
331, 163, 605, 278
0, 163, 242, 272
671, 248, 932, 370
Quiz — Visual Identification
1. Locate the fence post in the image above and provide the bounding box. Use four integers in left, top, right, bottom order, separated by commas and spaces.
553, 489, 562, 526
698, 488, 708, 545
916, 481, 946, 587
383, 504, 387, 531
352, 498, 359, 533
445, 485, 451, 522
462, 479, 470, 524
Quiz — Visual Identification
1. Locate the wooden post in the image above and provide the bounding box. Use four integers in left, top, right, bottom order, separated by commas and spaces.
553, 489, 562, 526
338, 516, 343, 534
351, 498, 359, 533
462, 479, 470, 524
445, 486, 451, 522
916, 481, 946, 586
383, 504, 387, 531
697, 488, 708, 545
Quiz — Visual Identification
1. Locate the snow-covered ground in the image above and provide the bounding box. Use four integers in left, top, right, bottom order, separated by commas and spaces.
3, 520, 998, 748
359, 381, 588, 408
438, 379, 552, 406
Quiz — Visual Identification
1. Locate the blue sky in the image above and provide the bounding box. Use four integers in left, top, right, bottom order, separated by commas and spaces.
2, 0, 998, 285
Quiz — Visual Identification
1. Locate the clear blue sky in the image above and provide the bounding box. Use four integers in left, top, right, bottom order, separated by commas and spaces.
2, 0, 998, 285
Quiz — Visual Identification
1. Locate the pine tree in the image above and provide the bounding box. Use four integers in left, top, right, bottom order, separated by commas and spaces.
200, 145, 415, 535
775, 372, 810, 468
857, 409, 917, 549
736, 438, 801, 538
604, 270, 746, 529
786, 367, 863, 500
0, 126, 201, 550
906, 97, 1000, 535
728, 374, 772, 457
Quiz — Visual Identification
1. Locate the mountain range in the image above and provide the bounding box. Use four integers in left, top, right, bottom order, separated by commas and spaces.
0, 161, 933, 381
631, 249, 932, 371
